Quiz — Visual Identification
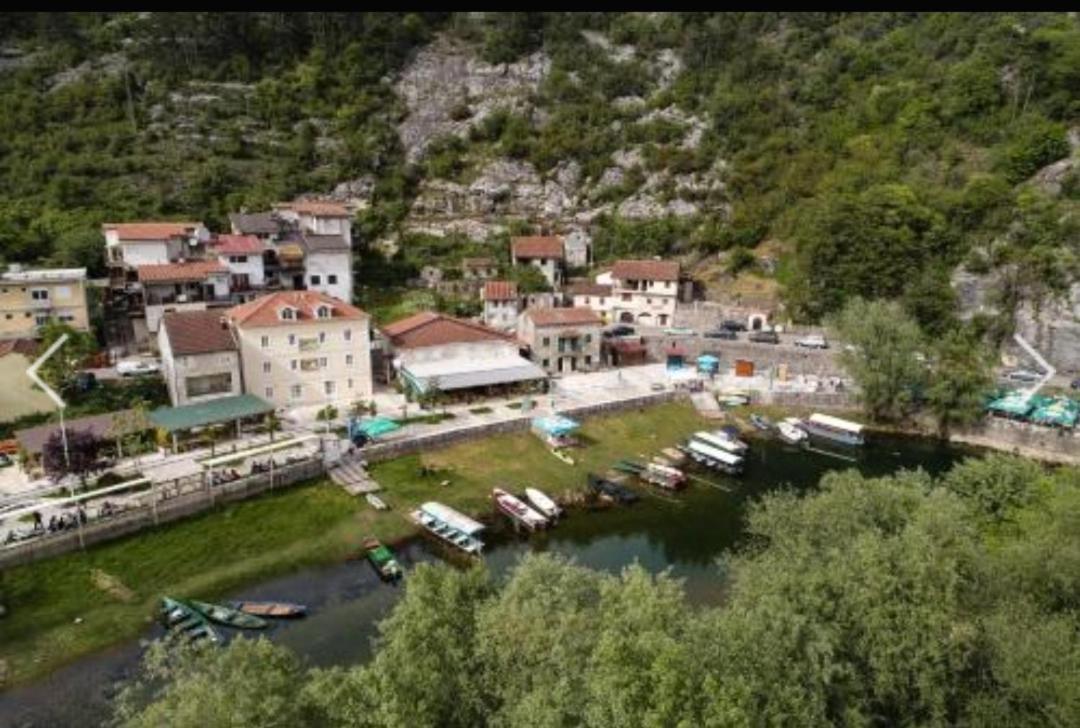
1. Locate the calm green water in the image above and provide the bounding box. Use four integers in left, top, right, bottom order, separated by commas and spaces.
1, 433, 975, 727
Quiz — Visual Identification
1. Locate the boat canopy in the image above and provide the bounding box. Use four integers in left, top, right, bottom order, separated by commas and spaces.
420, 501, 485, 535
697, 354, 720, 372
531, 415, 580, 437
687, 439, 743, 465
807, 413, 864, 434
692, 431, 743, 454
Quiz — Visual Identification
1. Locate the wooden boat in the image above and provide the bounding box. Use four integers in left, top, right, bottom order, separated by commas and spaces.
493, 488, 549, 531
661, 447, 686, 465
524, 487, 562, 520
550, 448, 575, 465
410, 509, 484, 555
642, 462, 686, 490
160, 597, 221, 646
366, 493, 389, 511
693, 431, 747, 455
362, 537, 403, 580
680, 441, 744, 475
229, 601, 307, 619
587, 473, 640, 504
750, 414, 772, 431
186, 598, 268, 629
802, 413, 865, 446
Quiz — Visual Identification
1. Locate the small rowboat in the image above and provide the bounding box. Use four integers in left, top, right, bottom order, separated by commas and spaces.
363, 537, 403, 580
493, 487, 549, 531
750, 414, 772, 431
160, 597, 221, 646
525, 487, 562, 520
551, 448, 575, 465
229, 601, 307, 619
366, 493, 389, 511
187, 599, 268, 629
778, 418, 808, 445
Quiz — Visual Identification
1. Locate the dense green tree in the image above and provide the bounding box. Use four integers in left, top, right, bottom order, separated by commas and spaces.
924, 328, 994, 436
829, 297, 927, 421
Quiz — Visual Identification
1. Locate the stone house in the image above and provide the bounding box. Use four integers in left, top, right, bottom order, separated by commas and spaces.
564, 281, 614, 324
511, 236, 564, 289
158, 310, 243, 407
482, 280, 519, 330
610, 259, 680, 327
518, 307, 603, 375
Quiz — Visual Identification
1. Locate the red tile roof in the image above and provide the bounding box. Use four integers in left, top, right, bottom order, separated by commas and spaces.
381, 312, 515, 349
212, 234, 265, 255
103, 222, 202, 240
612, 259, 680, 282
566, 282, 613, 297
512, 236, 564, 259
275, 200, 350, 216
161, 310, 238, 356
227, 291, 367, 329
0, 338, 38, 358
137, 260, 228, 283
483, 280, 518, 301
523, 307, 603, 327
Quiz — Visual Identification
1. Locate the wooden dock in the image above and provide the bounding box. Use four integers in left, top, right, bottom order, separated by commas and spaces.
328, 458, 382, 495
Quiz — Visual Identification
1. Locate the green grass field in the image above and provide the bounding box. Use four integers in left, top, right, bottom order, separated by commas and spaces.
0, 401, 711, 687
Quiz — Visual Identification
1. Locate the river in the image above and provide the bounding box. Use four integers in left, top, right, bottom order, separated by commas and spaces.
1, 433, 974, 727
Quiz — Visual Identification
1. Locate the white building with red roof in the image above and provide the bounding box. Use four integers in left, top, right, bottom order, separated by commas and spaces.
380, 311, 545, 396
225, 291, 372, 408
518, 307, 603, 375
211, 234, 267, 295
137, 260, 232, 338
511, 236, 564, 289
102, 221, 210, 269
481, 280, 519, 331
610, 259, 680, 327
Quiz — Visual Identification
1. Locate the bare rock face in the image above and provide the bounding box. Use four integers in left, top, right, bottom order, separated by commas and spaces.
1030, 126, 1079, 196
395, 36, 550, 163
48, 52, 129, 92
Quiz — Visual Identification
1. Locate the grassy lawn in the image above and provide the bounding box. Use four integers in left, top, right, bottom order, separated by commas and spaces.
369, 400, 713, 517
0, 401, 712, 687
0, 482, 414, 687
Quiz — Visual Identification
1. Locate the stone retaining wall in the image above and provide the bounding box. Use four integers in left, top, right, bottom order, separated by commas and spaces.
644, 336, 843, 377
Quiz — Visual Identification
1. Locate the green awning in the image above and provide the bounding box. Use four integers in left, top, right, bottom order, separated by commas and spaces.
986, 390, 1035, 418
1030, 397, 1079, 427
150, 394, 275, 433
352, 416, 401, 439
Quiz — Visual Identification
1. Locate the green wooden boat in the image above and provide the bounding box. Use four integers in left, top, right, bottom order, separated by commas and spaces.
186, 598, 269, 629
363, 537, 403, 580
160, 597, 221, 646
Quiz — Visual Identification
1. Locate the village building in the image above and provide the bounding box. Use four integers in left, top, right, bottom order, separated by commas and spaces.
298, 232, 353, 303
563, 229, 592, 268
137, 260, 232, 342
381, 311, 545, 398
610, 259, 680, 327
224, 291, 372, 409
272, 200, 353, 248
462, 257, 498, 281
511, 236, 564, 289
518, 307, 603, 375
521, 291, 559, 311
211, 234, 266, 300
158, 310, 242, 407
103, 221, 211, 280
564, 281, 614, 324
482, 280, 519, 331
228, 212, 287, 242
0, 267, 90, 339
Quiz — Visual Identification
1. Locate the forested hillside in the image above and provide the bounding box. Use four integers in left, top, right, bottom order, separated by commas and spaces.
0, 12, 1078, 327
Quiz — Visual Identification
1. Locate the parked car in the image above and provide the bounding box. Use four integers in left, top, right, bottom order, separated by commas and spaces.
0, 453, 12, 468
73, 371, 97, 392
1071, 378, 1080, 390
704, 329, 738, 340
794, 334, 828, 349
603, 325, 636, 339
1004, 369, 1042, 383
748, 330, 780, 344
720, 319, 747, 332
116, 358, 161, 377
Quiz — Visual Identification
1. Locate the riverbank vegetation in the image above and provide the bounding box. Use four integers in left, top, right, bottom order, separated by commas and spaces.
114, 453, 1080, 726
0, 402, 709, 685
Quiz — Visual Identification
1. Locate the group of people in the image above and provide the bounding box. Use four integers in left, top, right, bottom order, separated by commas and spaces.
210, 468, 242, 486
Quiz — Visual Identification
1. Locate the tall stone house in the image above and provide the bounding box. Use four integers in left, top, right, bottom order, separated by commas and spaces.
518, 307, 603, 375
609, 259, 680, 327
511, 236, 564, 290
